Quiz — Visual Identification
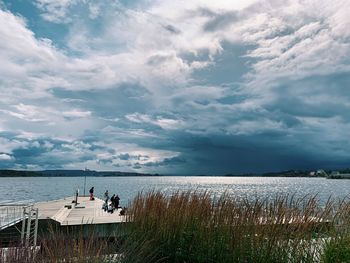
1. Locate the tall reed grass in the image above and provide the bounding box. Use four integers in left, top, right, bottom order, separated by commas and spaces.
124, 191, 350, 263
0, 225, 114, 263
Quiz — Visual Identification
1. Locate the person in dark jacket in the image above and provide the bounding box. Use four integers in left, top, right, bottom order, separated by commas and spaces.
114, 195, 120, 209
89, 187, 94, 200
110, 194, 115, 208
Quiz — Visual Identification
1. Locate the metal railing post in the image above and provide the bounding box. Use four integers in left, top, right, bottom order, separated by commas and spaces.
75, 189, 79, 206
33, 208, 39, 246
21, 207, 26, 243
26, 206, 32, 246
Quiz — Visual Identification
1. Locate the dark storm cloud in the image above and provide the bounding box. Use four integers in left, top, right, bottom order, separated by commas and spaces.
143, 156, 186, 167
131, 128, 350, 174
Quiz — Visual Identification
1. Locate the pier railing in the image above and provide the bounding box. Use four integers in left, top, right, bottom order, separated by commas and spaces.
0, 202, 38, 247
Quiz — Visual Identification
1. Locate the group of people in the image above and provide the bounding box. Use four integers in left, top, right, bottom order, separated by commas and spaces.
103, 190, 121, 213
88, 186, 123, 214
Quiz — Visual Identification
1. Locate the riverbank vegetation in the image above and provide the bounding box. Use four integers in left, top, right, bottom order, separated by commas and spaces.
1, 191, 350, 262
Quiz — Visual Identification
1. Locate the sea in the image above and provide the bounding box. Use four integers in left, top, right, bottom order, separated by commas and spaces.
0, 176, 349, 206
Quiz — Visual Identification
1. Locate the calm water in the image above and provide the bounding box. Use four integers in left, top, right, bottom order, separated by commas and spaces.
0, 176, 349, 206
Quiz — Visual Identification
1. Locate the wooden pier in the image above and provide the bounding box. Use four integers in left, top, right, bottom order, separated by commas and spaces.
34, 196, 125, 226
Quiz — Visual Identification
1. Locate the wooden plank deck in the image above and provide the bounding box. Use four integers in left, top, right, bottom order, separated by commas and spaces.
34, 196, 125, 226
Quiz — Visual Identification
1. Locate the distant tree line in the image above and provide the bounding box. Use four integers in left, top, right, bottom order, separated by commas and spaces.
0, 169, 43, 177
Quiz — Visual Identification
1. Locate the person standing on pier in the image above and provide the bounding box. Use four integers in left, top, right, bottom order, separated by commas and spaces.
110, 194, 115, 208
114, 194, 120, 209
89, 186, 95, 200
104, 190, 109, 203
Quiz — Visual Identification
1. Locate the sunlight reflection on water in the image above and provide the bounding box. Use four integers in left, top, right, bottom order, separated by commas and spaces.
0, 176, 349, 206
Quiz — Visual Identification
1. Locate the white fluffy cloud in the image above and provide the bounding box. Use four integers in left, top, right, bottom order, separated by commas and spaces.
0, 153, 13, 160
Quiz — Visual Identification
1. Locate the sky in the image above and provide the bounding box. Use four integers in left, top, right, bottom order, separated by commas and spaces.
0, 0, 349, 175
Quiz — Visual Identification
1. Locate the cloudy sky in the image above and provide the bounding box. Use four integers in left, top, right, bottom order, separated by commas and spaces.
0, 0, 349, 174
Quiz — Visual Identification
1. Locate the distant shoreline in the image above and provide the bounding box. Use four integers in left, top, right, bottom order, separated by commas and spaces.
0, 169, 330, 178
0, 169, 349, 178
